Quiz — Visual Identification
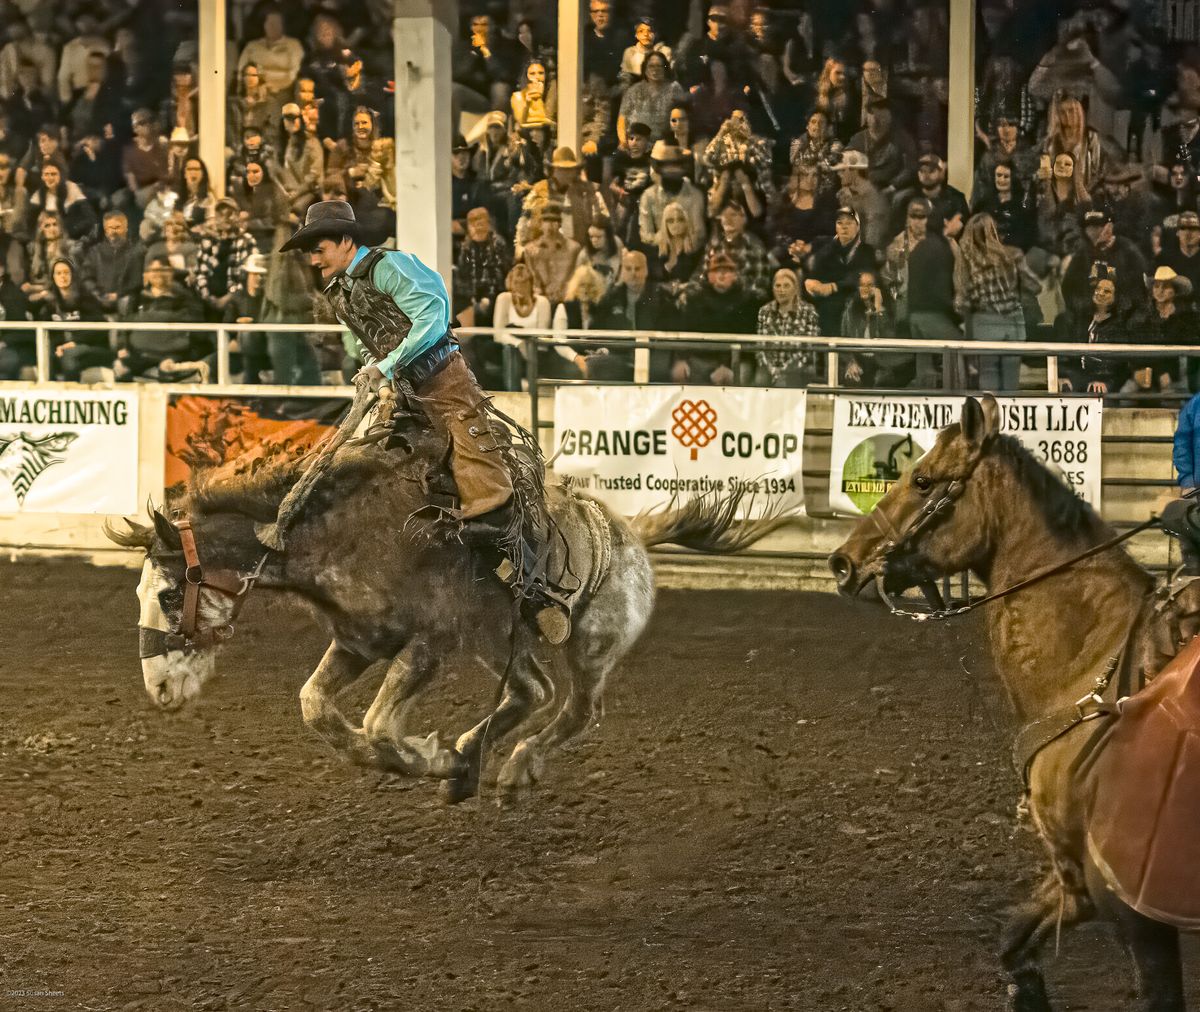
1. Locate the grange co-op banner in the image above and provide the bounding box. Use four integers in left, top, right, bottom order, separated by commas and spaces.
828, 394, 1103, 515
553, 386, 806, 517
0, 388, 139, 514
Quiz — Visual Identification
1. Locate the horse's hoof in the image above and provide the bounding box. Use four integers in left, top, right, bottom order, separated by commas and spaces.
496, 743, 542, 805
440, 771, 479, 804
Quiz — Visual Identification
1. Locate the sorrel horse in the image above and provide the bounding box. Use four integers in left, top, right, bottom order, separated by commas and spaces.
108, 435, 778, 803
829, 395, 1195, 1011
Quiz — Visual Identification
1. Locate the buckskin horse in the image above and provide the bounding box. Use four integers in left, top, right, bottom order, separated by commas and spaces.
829, 395, 1197, 1011
107, 429, 778, 804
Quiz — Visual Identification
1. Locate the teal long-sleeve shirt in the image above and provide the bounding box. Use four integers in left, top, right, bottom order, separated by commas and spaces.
334, 246, 451, 380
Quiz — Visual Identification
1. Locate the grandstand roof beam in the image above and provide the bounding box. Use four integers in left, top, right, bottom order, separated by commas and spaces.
946, 0, 976, 198
557, 0, 583, 154
394, 0, 455, 281
198, 0, 227, 198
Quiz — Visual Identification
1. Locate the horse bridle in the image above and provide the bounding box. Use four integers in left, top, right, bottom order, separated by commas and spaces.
139, 519, 269, 659
866, 478, 966, 619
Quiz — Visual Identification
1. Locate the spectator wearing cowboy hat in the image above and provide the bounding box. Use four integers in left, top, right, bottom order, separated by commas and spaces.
1158, 209, 1200, 296
1131, 266, 1198, 396
515, 145, 608, 254
806, 205, 878, 336
831, 148, 889, 251
450, 134, 484, 246
639, 141, 707, 249
521, 201, 581, 306
1095, 164, 1156, 252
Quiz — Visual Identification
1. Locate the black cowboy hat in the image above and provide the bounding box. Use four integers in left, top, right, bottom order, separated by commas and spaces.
279, 199, 364, 252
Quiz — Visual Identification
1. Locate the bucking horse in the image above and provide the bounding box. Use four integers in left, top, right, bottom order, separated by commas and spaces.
108, 412, 778, 804
830, 395, 1198, 1011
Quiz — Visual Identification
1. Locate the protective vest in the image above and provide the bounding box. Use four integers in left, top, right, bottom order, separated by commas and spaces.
325, 247, 413, 363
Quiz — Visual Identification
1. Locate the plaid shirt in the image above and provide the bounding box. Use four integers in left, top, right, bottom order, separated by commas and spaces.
956, 256, 1021, 316
454, 233, 511, 304
691, 232, 773, 302
757, 300, 822, 378
194, 229, 258, 301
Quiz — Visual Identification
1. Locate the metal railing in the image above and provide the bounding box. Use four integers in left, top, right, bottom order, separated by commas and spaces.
3, 319, 1199, 409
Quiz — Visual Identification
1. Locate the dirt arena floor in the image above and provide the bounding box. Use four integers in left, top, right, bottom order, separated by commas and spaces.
0, 559, 1196, 1011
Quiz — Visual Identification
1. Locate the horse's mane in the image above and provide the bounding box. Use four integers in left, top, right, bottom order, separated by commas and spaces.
990, 433, 1105, 544
183, 450, 390, 524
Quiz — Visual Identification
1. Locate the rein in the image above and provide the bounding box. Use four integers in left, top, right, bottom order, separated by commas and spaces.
871, 485, 1161, 622
867, 479, 1163, 787
140, 518, 269, 658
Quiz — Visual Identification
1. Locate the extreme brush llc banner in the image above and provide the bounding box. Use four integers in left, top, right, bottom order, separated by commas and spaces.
828, 393, 1104, 516
552, 386, 806, 519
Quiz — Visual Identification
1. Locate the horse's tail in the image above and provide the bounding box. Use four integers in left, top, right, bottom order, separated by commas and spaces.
630, 492, 788, 554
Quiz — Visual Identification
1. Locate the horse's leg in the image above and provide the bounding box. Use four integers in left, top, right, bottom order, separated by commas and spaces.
1115, 907, 1184, 1012
1086, 860, 1185, 1012
442, 644, 554, 804
361, 638, 465, 779
496, 639, 614, 804
1000, 872, 1093, 1012
298, 642, 376, 767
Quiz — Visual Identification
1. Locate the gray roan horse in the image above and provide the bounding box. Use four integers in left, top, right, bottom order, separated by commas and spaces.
108, 430, 776, 803
829, 396, 1196, 1010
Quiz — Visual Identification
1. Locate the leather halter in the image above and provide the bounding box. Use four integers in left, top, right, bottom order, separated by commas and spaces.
140, 519, 268, 658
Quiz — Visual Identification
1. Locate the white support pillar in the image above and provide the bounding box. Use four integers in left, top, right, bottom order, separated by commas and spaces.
946, 0, 976, 199
394, 0, 455, 282
557, 0, 583, 155
198, 0, 227, 197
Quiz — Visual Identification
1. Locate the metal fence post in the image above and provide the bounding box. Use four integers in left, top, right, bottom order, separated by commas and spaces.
634, 342, 650, 383
526, 335, 540, 435
35, 326, 50, 382
826, 349, 839, 387
216, 328, 231, 385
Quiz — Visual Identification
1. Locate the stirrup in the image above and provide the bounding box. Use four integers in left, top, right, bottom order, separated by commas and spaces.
534, 600, 572, 645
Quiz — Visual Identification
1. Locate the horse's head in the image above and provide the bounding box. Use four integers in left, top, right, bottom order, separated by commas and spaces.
829, 395, 1001, 599
106, 508, 237, 710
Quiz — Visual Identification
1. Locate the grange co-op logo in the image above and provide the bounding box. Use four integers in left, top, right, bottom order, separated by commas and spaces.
671, 399, 717, 460
669, 396, 799, 460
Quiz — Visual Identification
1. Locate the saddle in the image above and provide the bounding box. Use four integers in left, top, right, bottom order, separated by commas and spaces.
1086, 628, 1200, 929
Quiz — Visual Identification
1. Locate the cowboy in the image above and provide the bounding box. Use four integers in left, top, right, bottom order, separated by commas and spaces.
280, 199, 570, 641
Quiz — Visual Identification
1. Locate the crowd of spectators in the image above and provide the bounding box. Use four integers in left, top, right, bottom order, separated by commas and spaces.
9, 1, 1200, 400
448, 0, 1200, 400
0, 0, 395, 383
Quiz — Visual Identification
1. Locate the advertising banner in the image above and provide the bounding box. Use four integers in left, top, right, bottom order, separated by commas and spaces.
0, 388, 139, 514
828, 394, 1103, 515
553, 386, 806, 517
165, 393, 349, 494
